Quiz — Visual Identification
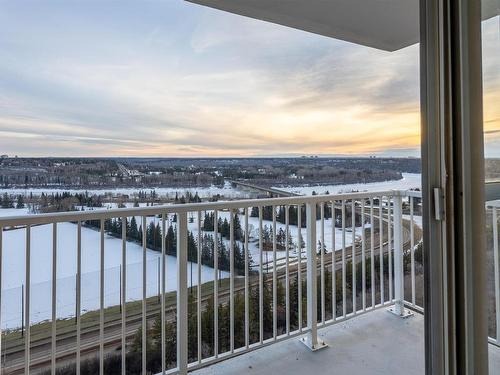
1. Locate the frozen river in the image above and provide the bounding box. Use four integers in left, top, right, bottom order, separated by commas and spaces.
0, 181, 246, 199
273, 173, 421, 195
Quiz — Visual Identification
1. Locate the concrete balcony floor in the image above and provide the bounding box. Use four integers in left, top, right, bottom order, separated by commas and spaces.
193, 308, 500, 375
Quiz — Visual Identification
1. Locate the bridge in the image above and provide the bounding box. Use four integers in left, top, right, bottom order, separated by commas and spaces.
228, 179, 301, 197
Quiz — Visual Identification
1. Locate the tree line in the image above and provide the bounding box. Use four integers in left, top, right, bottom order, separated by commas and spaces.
250, 204, 363, 228
0, 190, 210, 214
85, 214, 253, 275
0, 193, 25, 209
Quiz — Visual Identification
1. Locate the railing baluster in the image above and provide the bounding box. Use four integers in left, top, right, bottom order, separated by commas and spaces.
493, 207, 500, 343
258, 207, 264, 343
389, 195, 404, 315
51, 223, 57, 375
320, 203, 325, 325
388, 198, 393, 302
285, 205, 290, 335
76, 221, 82, 375
297, 205, 303, 332
305, 203, 318, 348
161, 214, 166, 374
299, 202, 327, 351
341, 200, 346, 317
142, 216, 147, 374
390, 193, 408, 318
99, 219, 105, 375
25, 225, 31, 375
410, 196, 416, 306
0, 225, 2, 373
197, 211, 202, 363
351, 200, 356, 314
272, 206, 277, 339
331, 201, 336, 321
244, 208, 249, 348
361, 200, 366, 312
229, 209, 235, 352
121, 216, 126, 375
214, 210, 219, 357
379, 197, 384, 304
177, 212, 188, 375
370, 199, 375, 308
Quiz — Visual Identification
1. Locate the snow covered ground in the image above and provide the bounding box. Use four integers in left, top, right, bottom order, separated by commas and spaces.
0, 222, 228, 329
0, 207, 30, 217
0, 208, 359, 329
403, 214, 423, 229
212, 210, 360, 269
0, 175, 423, 329
78, 204, 360, 265
273, 173, 421, 195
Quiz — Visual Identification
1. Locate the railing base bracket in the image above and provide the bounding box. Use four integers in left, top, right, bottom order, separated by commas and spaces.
299, 337, 328, 352
388, 307, 414, 319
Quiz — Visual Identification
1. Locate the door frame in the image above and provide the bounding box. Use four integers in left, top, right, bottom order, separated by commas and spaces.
420, 0, 489, 373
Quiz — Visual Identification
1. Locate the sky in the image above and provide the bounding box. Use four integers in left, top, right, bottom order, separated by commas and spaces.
0, 1, 499, 158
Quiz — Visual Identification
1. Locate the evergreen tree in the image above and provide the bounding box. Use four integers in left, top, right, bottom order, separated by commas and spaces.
202, 212, 214, 231
1, 193, 13, 208
187, 231, 197, 262
128, 216, 139, 241
233, 213, 243, 241
16, 195, 25, 209
165, 225, 176, 256
250, 206, 259, 218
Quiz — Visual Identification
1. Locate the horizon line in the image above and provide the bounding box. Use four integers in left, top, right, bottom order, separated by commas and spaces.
1, 155, 424, 160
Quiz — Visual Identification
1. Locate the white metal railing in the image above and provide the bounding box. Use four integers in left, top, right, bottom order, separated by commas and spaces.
0, 190, 424, 374
405, 189, 424, 313
488, 201, 500, 346
5, 191, 500, 374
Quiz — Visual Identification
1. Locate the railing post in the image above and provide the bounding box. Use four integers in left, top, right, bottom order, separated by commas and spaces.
177, 211, 188, 375
389, 192, 412, 318
493, 206, 499, 344
300, 203, 327, 351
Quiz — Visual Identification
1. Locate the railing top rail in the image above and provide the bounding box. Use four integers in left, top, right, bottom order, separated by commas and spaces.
487, 200, 500, 209
406, 190, 422, 198
486, 181, 500, 202
0, 189, 408, 227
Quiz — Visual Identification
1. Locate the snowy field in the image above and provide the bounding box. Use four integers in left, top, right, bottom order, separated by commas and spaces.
403, 214, 423, 229
213, 210, 360, 267
0, 207, 30, 217
273, 173, 421, 195
0, 209, 359, 329
0, 222, 229, 329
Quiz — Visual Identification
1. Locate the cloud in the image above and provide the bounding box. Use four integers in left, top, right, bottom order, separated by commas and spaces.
0, 2, 498, 157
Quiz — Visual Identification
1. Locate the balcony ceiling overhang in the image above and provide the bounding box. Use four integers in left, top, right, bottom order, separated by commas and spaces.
186, 0, 500, 51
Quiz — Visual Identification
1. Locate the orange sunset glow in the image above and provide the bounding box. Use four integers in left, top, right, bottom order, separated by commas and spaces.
0, 2, 498, 157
